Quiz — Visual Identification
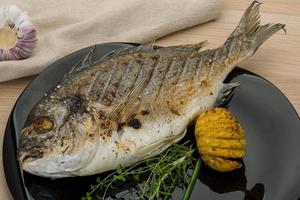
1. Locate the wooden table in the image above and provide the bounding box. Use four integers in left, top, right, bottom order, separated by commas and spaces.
0, 0, 299, 199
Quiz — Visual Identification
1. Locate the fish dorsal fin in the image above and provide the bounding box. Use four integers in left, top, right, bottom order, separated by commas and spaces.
133, 41, 156, 52
167, 40, 208, 52
65, 40, 207, 79
109, 74, 147, 121
67, 45, 97, 76
130, 40, 208, 53
65, 45, 135, 78
103, 41, 156, 57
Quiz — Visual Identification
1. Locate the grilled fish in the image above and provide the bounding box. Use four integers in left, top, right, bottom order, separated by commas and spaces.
18, 1, 285, 178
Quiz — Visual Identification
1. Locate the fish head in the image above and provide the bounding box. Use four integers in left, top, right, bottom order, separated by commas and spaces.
18, 96, 97, 177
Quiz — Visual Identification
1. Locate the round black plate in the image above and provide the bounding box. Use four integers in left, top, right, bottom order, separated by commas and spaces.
3, 43, 300, 200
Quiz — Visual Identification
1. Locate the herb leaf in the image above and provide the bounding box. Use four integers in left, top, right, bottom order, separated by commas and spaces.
84, 141, 197, 200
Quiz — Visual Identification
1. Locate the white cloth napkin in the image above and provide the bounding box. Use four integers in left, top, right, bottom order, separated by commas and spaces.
0, 0, 223, 82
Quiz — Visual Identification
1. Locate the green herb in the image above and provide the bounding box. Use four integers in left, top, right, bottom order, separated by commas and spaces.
82, 141, 197, 200
182, 159, 202, 200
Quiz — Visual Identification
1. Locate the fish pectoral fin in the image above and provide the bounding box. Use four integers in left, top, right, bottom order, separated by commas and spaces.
109, 75, 148, 121
138, 129, 187, 160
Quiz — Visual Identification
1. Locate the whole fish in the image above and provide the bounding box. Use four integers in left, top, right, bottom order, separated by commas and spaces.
18, 1, 285, 178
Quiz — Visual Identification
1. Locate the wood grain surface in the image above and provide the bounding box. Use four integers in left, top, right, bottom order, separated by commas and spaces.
0, 0, 299, 199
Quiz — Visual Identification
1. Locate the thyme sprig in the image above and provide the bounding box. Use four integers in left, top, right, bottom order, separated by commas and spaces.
83, 141, 197, 200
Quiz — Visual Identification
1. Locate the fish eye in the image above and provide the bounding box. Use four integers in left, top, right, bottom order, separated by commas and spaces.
33, 116, 53, 133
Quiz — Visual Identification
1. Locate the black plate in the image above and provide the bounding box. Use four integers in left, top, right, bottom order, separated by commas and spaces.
3, 43, 300, 200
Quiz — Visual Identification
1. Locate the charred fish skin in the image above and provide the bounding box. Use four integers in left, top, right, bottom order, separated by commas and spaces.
18, 1, 285, 178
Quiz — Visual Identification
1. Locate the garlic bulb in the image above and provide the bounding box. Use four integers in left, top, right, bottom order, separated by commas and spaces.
0, 5, 37, 61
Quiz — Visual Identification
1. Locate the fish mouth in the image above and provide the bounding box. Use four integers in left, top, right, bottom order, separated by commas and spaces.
18, 135, 45, 165
18, 150, 44, 165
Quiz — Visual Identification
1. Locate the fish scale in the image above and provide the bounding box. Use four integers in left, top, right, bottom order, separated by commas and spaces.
17, 1, 285, 178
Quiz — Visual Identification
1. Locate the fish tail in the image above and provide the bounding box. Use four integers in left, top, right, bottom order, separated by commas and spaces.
225, 1, 285, 54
